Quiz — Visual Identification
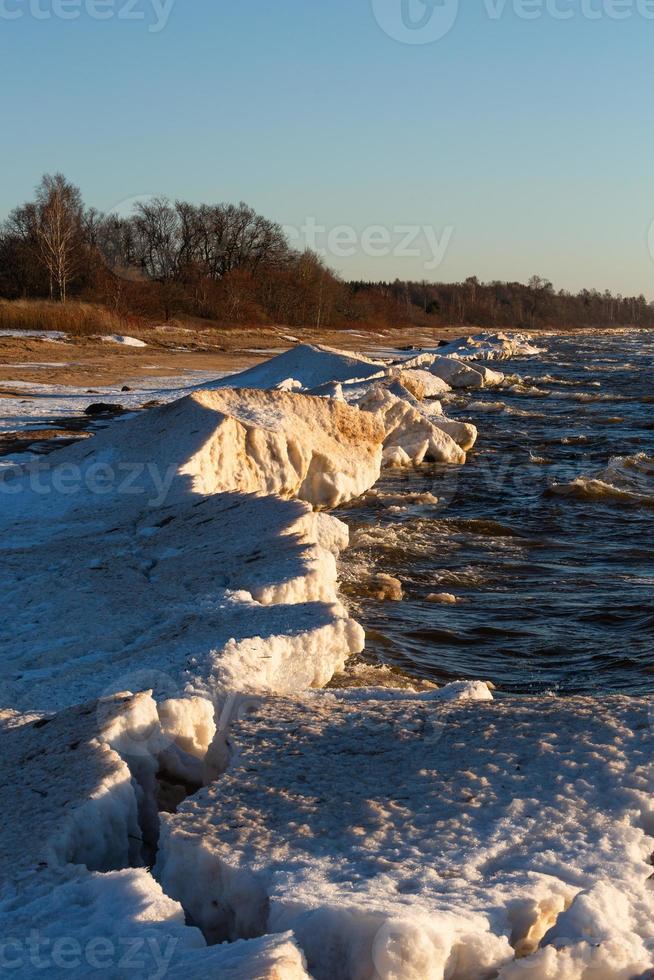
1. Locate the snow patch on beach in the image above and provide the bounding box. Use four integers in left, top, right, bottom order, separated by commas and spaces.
100, 334, 148, 347
10, 332, 649, 979
356, 385, 468, 466
213, 343, 387, 391
398, 352, 505, 389
2, 387, 383, 515
0, 389, 382, 712
157, 691, 654, 979
212, 344, 478, 470
0, 329, 68, 341
0, 371, 227, 433
436, 332, 545, 361
0, 692, 310, 978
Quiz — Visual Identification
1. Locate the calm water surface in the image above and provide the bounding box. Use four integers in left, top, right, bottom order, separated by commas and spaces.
339, 329, 654, 695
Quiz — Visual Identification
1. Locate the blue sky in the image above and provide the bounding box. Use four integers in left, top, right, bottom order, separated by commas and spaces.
1, 0, 654, 295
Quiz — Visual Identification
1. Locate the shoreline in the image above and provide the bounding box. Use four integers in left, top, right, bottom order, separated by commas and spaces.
2, 334, 654, 977
0, 320, 632, 393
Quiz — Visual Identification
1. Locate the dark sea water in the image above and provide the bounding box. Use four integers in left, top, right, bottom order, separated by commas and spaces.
339, 329, 654, 696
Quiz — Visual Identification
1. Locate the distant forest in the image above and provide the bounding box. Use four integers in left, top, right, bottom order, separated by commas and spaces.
1, 173, 653, 332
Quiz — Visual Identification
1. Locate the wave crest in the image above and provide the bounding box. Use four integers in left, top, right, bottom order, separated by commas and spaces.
549, 453, 654, 506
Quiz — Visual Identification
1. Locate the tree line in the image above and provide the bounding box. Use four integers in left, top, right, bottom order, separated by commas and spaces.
1, 173, 653, 332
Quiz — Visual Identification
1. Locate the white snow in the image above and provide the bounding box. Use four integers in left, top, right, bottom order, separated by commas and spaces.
5, 334, 648, 980
0, 692, 310, 979
392, 367, 452, 399
382, 379, 478, 452
0, 873, 310, 979
308, 371, 476, 463
194, 344, 482, 472
0, 388, 382, 712
0, 489, 364, 714
0, 371, 228, 433
0, 329, 68, 341
470, 362, 506, 386
3, 361, 71, 368
218, 342, 502, 394
436, 332, 545, 361
172, 388, 384, 507
2, 693, 147, 877
1, 387, 383, 513
156, 689, 654, 979
399, 352, 500, 389
100, 333, 148, 347
214, 343, 388, 391
356, 385, 468, 466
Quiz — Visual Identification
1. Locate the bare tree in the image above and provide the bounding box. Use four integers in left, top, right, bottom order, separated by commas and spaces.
34, 174, 84, 302
0, 202, 43, 297
132, 197, 180, 281
122, 198, 290, 285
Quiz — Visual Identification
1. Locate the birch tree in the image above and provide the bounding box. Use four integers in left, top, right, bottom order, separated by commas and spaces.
34, 174, 83, 302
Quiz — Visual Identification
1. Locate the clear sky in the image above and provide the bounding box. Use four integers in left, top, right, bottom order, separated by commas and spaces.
1, 0, 654, 296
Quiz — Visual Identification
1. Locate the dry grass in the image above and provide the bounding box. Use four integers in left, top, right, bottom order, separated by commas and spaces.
0, 300, 132, 337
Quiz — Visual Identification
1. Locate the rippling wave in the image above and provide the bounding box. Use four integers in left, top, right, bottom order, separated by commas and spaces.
550, 453, 654, 506
339, 329, 654, 696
